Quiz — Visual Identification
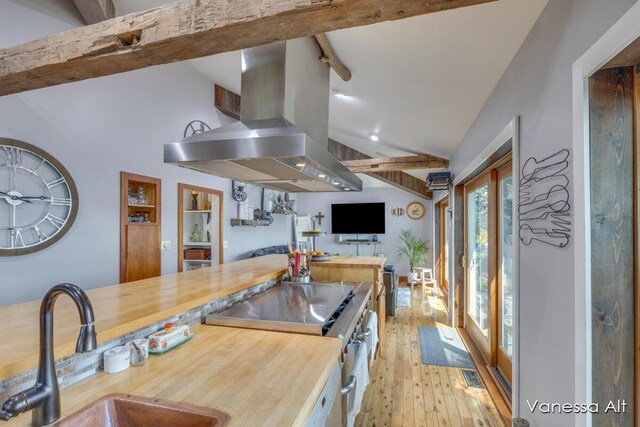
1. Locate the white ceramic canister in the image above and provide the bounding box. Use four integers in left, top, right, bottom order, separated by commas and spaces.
103, 346, 131, 373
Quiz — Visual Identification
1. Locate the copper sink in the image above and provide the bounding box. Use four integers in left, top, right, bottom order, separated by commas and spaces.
55, 393, 231, 427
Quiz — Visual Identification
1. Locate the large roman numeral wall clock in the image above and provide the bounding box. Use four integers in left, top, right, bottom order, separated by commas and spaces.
0, 138, 79, 256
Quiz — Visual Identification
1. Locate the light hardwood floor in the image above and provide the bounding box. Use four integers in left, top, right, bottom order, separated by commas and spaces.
355, 285, 507, 427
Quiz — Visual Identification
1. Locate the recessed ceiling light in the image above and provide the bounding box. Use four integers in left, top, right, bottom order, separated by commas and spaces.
344, 188, 351, 191
333, 181, 340, 186
318, 174, 326, 178
295, 162, 305, 168
370, 134, 379, 142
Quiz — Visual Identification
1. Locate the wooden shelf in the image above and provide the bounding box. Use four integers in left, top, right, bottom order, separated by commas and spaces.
129, 204, 156, 209
231, 219, 270, 227
337, 240, 383, 245
271, 208, 296, 215
184, 241, 212, 247
183, 210, 212, 213
183, 259, 212, 263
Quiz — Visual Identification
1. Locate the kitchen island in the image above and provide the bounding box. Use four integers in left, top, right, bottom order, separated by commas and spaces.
4, 325, 341, 426
0, 255, 288, 380
311, 256, 386, 355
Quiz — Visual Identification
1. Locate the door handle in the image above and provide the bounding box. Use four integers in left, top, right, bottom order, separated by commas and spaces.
341, 375, 357, 395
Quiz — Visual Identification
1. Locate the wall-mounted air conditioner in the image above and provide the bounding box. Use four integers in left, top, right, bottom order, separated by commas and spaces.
426, 172, 452, 191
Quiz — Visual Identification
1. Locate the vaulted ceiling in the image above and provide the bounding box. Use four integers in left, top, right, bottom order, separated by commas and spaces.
115, 0, 547, 181
7, 0, 548, 186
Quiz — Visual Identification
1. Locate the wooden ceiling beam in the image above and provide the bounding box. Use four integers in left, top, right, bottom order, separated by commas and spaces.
328, 139, 432, 199
341, 154, 448, 172
72, 0, 115, 25
214, 84, 241, 120
0, 0, 495, 97
314, 33, 351, 82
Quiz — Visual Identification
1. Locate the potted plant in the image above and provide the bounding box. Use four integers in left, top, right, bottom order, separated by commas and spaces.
396, 229, 431, 283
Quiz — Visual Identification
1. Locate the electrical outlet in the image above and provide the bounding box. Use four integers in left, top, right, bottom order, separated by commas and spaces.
223, 240, 229, 249
161, 240, 172, 250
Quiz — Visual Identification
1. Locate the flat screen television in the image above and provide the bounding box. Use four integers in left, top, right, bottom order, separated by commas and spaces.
331, 202, 385, 234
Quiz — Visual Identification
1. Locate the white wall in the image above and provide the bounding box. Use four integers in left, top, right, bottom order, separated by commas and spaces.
296, 187, 433, 274
449, 0, 638, 425
0, 0, 291, 306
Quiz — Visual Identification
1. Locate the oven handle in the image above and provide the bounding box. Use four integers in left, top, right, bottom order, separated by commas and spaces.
356, 328, 371, 341
341, 374, 357, 395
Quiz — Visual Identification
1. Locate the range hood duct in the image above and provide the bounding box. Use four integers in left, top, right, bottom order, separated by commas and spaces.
164, 38, 362, 193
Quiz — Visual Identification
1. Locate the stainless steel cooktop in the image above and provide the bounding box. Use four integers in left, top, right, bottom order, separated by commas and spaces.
205, 281, 354, 335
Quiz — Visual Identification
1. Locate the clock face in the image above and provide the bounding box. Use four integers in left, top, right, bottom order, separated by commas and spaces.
0, 138, 78, 256
407, 202, 425, 220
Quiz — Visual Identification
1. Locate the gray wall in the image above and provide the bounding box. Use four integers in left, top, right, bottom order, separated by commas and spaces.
449, 0, 638, 425
296, 187, 433, 274
0, 0, 291, 306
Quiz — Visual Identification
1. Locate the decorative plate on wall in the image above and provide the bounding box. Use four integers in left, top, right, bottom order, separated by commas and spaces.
407, 201, 425, 220
0, 138, 79, 256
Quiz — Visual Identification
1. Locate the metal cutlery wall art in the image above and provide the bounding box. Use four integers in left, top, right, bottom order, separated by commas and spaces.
518, 148, 571, 248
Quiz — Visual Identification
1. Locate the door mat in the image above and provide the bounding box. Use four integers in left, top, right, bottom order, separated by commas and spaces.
417, 326, 475, 369
397, 287, 411, 307
461, 370, 485, 389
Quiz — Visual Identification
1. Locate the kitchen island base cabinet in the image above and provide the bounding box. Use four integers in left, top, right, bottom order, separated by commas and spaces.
305, 363, 341, 427
311, 256, 387, 358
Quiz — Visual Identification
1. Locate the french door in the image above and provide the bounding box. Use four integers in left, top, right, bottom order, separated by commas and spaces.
464, 157, 513, 385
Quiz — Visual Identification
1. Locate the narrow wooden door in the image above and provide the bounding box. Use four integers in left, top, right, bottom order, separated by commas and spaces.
125, 224, 161, 282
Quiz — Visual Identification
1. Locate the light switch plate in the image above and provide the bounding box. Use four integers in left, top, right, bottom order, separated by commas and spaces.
223, 240, 229, 249
161, 240, 172, 250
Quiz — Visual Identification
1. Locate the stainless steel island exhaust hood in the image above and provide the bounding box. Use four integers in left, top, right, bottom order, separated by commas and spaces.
164, 38, 362, 193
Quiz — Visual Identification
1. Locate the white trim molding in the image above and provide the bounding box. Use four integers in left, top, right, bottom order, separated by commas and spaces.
572, 2, 640, 426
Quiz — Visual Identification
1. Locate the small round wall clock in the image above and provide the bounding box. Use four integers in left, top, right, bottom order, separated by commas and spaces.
0, 138, 79, 256
407, 201, 425, 220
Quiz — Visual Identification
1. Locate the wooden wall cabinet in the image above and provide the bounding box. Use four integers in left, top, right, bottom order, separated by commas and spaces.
120, 172, 161, 283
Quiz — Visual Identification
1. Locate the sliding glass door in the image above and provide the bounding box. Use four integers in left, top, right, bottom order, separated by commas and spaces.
464, 157, 513, 386
439, 199, 450, 295
497, 161, 513, 383
465, 172, 494, 358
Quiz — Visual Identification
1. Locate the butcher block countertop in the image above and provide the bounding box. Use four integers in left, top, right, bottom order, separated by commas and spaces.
310, 255, 386, 268
0, 255, 288, 380
5, 325, 342, 427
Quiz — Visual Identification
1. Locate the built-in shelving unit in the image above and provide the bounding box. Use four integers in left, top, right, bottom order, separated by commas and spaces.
120, 172, 162, 283
178, 183, 224, 272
